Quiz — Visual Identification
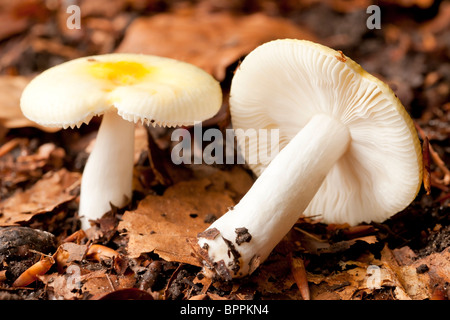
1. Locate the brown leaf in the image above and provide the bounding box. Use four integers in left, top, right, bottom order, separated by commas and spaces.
379, 246, 424, 299
410, 249, 450, 296
54, 242, 88, 272
307, 264, 370, 300
119, 166, 253, 266
0, 169, 81, 225
119, 178, 234, 265
379, 245, 450, 300
116, 9, 317, 80
40, 272, 82, 300
189, 165, 254, 203
83, 272, 136, 299
98, 288, 154, 300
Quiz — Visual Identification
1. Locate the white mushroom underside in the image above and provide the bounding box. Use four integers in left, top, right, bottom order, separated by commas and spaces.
198, 114, 351, 278
230, 40, 422, 225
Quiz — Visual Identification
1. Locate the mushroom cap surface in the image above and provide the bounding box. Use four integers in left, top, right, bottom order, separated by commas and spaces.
230, 39, 422, 225
21, 53, 222, 128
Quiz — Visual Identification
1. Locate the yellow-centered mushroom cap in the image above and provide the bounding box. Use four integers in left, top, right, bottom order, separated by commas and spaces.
21, 53, 222, 129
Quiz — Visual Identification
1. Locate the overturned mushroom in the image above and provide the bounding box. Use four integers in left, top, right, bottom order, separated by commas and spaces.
21, 53, 222, 230
196, 39, 422, 279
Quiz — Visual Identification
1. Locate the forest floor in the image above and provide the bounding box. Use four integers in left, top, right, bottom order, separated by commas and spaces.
0, 0, 449, 301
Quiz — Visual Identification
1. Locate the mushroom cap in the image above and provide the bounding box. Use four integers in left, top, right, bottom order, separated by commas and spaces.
20, 53, 222, 129
230, 39, 422, 225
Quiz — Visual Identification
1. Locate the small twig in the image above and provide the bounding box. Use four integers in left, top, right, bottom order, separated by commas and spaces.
0, 286, 35, 291
28, 249, 53, 259
105, 274, 116, 292
422, 137, 431, 195
294, 227, 328, 243
415, 122, 450, 186
0, 138, 26, 157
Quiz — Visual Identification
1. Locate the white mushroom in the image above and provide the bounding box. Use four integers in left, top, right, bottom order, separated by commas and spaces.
196, 39, 422, 279
21, 54, 222, 230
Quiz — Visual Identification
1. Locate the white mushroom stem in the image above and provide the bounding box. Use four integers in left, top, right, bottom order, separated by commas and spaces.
79, 111, 135, 229
197, 114, 351, 279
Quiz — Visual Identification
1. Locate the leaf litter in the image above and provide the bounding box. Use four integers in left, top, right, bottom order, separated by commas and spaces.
0, 0, 449, 301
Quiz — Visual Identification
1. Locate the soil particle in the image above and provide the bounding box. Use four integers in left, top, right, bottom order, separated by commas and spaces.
138, 261, 162, 291
222, 236, 241, 275
203, 214, 217, 224
416, 264, 429, 274
197, 228, 220, 240
214, 260, 232, 281
235, 227, 252, 245
418, 224, 450, 257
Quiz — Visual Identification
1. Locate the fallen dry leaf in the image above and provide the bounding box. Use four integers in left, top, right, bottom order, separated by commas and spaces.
189, 164, 255, 202
54, 242, 88, 272
41, 267, 136, 300
119, 165, 253, 266
83, 272, 136, 300
0, 169, 80, 225
97, 288, 154, 300
250, 252, 301, 300
393, 246, 450, 299
302, 243, 450, 300
378, 245, 450, 300
40, 271, 82, 300
120, 179, 234, 265
116, 9, 317, 80
307, 264, 370, 300
295, 225, 378, 255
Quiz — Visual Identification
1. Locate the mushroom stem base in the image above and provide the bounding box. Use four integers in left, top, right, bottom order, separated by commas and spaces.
79, 112, 135, 229
196, 114, 351, 278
